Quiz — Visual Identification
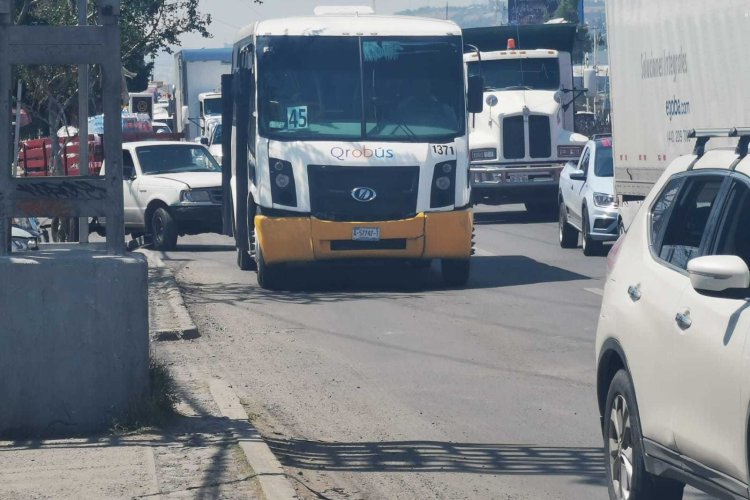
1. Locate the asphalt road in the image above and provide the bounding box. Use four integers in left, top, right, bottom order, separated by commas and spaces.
156, 204, 709, 500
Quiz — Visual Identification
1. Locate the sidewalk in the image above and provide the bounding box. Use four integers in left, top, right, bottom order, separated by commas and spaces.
0, 255, 265, 499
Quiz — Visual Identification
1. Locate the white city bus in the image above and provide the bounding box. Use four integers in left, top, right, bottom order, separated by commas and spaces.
221, 8, 483, 289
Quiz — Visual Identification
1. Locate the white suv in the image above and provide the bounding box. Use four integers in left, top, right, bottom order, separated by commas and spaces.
596, 132, 750, 500
559, 136, 619, 256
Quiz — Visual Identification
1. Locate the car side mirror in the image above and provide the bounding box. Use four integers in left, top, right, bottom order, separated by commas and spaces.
199, 137, 209, 146
688, 255, 750, 292
570, 171, 586, 181
123, 164, 135, 180
467, 75, 484, 114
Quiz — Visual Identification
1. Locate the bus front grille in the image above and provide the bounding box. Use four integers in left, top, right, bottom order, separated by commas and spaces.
307, 165, 420, 222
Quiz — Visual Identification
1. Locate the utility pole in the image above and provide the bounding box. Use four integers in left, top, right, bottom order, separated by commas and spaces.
78, 0, 90, 243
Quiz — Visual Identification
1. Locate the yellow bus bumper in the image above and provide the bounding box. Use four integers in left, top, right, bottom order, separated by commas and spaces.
255, 209, 473, 265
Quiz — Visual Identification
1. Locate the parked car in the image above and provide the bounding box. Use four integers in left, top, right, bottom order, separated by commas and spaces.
96, 141, 223, 250
558, 136, 619, 255
596, 131, 750, 500
11, 218, 42, 252
152, 121, 172, 134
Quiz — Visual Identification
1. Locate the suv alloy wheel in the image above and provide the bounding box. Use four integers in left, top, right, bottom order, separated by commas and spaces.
604, 370, 684, 500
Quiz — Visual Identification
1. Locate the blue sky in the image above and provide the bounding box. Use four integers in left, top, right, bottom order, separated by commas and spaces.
152, 0, 477, 82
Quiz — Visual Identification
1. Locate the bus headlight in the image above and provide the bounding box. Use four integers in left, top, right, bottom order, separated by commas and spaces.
431, 161, 457, 208
274, 173, 290, 189
435, 176, 451, 190
268, 158, 297, 207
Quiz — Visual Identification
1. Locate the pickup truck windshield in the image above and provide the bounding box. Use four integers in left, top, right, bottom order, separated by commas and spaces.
257, 35, 465, 142
468, 57, 560, 91
136, 145, 221, 175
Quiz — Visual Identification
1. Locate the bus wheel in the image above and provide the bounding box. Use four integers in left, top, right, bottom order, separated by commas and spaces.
441, 258, 470, 287
237, 248, 254, 270
256, 243, 285, 290
233, 199, 256, 271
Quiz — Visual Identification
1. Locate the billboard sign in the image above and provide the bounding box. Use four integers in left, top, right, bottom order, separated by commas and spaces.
508, 0, 561, 25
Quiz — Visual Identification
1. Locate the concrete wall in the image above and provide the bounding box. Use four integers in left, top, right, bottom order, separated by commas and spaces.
0, 250, 149, 436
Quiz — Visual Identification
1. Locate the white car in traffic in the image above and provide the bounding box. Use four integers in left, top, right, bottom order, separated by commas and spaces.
558, 136, 619, 255
99, 141, 223, 250
596, 131, 750, 500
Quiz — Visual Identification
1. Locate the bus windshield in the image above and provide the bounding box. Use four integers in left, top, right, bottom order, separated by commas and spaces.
257, 35, 465, 142
467, 57, 560, 91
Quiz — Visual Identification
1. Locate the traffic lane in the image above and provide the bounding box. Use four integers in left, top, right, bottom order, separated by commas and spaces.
158, 211, 608, 499
471, 205, 712, 500
164, 252, 606, 499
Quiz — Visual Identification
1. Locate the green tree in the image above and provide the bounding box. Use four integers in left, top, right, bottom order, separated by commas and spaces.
13, 0, 215, 136
553, 0, 580, 23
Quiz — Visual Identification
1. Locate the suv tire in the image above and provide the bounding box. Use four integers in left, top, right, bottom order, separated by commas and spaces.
559, 201, 578, 248
151, 208, 178, 251
604, 370, 684, 500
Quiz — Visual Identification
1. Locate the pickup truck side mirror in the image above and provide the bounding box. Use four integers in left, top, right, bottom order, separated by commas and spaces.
123, 164, 136, 180
467, 75, 484, 114
569, 171, 586, 181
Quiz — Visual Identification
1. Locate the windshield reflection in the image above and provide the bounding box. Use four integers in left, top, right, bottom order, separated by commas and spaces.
136, 145, 221, 175
468, 57, 560, 91
257, 35, 465, 142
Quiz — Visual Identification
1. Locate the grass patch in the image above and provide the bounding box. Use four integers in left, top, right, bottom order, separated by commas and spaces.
111, 356, 179, 434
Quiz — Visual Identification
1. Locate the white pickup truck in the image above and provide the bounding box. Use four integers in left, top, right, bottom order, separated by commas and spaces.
98, 141, 223, 250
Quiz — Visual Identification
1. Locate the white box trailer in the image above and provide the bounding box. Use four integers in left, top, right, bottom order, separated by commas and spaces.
174, 48, 232, 141
606, 0, 750, 225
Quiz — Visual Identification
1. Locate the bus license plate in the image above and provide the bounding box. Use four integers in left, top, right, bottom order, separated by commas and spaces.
352, 228, 380, 241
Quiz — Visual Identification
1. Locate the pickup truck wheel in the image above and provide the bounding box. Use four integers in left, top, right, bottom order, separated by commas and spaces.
255, 243, 285, 290
151, 208, 178, 251
582, 210, 605, 256
559, 202, 578, 248
441, 259, 470, 287
604, 370, 684, 500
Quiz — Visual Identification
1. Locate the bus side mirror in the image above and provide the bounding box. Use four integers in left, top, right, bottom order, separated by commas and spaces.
467, 75, 484, 114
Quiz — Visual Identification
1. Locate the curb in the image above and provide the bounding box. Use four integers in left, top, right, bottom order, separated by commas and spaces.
140, 250, 200, 341
143, 250, 298, 500
209, 378, 298, 500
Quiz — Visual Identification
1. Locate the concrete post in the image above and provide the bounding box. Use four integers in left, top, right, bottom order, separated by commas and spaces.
0, 1, 150, 437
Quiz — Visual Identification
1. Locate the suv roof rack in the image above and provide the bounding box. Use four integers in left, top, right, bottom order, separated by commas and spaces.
687, 128, 750, 171
688, 128, 734, 158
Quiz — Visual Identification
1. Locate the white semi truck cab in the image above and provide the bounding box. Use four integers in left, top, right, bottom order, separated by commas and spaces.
463, 26, 588, 213
198, 91, 222, 137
